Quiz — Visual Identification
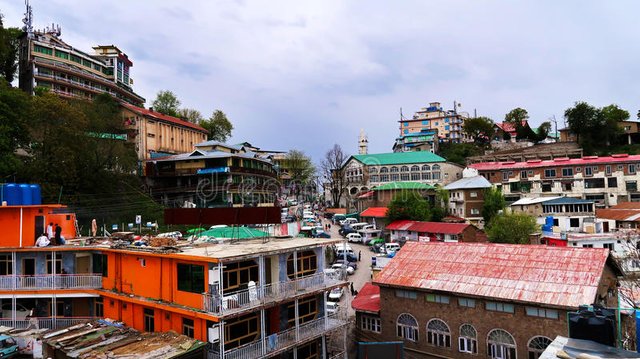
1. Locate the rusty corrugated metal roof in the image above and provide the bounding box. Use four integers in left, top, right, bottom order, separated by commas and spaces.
351, 282, 380, 313
373, 242, 610, 309
386, 220, 470, 234
596, 208, 640, 222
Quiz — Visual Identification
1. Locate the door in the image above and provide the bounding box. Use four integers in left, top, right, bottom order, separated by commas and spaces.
603, 221, 610, 233
23, 258, 35, 276
34, 215, 45, 242
75, 254, 90, 274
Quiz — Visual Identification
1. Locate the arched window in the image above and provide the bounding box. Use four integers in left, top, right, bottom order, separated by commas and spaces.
459, 324, 477, 354
527, 336, 552, 359
426, 319, 451, 348
390, 166, 399, 173
396, 313, 418, 342
422, 165, 431, 171
432, 164, 441, 170
411, 165, 420, 172
400, 166, 409, 173
369, 167, 378, 174
379, 167, 389, 173
487, 329, 516, 359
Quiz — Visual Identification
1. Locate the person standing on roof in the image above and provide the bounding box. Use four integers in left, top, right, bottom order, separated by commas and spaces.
54, 224, 62, 245
46, 222, 54, 239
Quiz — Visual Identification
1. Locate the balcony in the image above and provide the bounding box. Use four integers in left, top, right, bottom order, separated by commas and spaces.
0, 316, 95, 330
203, 272, 345, 316
217, 312, 348, 359
0, 274, 102, 290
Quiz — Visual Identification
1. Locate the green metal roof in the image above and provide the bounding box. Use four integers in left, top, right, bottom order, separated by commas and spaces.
352, 152, 445, 166
198, 226, 269, 239
373, 181, 434, 191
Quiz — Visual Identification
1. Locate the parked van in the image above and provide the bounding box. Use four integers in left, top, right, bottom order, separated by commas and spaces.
385, 243, 401, 253
335, 243, 355, 257
340, 218, 358, 226
350, 222, 369, 231
332, 214, 346, 224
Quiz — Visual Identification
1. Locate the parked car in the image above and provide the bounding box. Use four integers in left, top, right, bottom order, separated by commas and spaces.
340, 218, 358, 226
0, 335, 17, 358
346, 233, 363, 243
323, 212, 334, 219
313, 230, 331, 238
333, 259, 357, 270
370, 243, 385, 253
328, 287, 344, 301
1, 303, 29, 320
368, 238, 385, 246
326, 301, 339, 314
331, 263, 354, 275
385, 242, 401, 253
339, 226, 356, 237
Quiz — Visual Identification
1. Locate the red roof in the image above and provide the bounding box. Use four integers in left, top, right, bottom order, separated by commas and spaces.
357, 191, 374, 199
360, 207, 387, 218
374, 242, 611, 309
469, 154, 640, 171
386, 220, 470, 234
351, 282, 380, 313
121, 103, 208, 133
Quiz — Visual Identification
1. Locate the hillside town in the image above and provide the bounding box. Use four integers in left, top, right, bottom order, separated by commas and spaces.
0, 2, 639, 359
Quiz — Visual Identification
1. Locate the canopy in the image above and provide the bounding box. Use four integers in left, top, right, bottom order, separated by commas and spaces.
198, 226, 269, 239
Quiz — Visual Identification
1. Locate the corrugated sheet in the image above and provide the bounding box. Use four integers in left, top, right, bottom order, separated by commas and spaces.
470, 154, 640, 171
352, 151, 445, 166
373, 242, 610, 308
443, 176, 492, 190
386, 220, 469, 234
360, 207, 388, 218
385, 220, 415, 231
351, 282, 380, 313
596, 209, 640, 221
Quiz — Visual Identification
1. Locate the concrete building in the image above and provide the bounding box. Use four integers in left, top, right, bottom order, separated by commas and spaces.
401, 102, 468, 143
443, 169, 492, 226
392, 130, 439, 153
560, 120, 640, 145
386, 221, 487, 243
18, 21, 145, 106
597, 202, 640, 229
470, 154, 640, 206
354, 242, 622, 359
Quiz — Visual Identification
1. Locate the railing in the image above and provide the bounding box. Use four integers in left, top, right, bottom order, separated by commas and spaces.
0, 317, 94, 329
0, 274, 102, 290
203, 272, 345, 316
223, 312, 348, 359
329, 351, 346, 359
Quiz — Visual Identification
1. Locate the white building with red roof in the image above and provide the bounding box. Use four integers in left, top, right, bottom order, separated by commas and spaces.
386, 220, 487, 243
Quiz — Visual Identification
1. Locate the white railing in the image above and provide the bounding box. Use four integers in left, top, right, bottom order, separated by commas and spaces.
203, 272, 345, 315
223, 312, 347, 359
0, 317, 94, 329
0, 274, 102, 290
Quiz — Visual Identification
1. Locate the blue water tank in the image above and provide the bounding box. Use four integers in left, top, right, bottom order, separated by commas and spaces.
545, 216, 554, 226
30, 184, 42, 205
19, 184, 31, 205
3, 183, 20, 205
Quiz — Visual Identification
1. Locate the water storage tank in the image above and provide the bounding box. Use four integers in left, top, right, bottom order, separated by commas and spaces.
19, 184, 31, 205
545, 216, 554, 226
30, 184, 42, 205
3, 183, 20, 205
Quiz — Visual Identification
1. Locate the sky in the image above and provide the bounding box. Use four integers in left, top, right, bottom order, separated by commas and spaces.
3, 0, 640, 163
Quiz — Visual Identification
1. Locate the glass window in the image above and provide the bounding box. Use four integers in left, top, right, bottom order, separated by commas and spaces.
458, 298, 475, 308
459, 324, 477, 354
528, 336, 552, 359
224, 313, 260, 349
143, 308, 155, 332
608, 177, 618, 188
426, 294, 450, 304
182, 318, 195, 338
361, 315, 381, 333
177, 264, 205, 293
585, 166, 593, 176
432, 164, 441, 170
400, 173, 410, 181
562, 168, 573, 177
422, 165, 431, 171
426, 319, 451, 348
422, 172, 431, 180
396, 290, 417, 299
396, 313, 418, 341
486, 302, 515, 313
287, 250, 317, 279
0, 255, 12, 275
92, 254, 108, 277
379, 167, 388, 173
380, 174, 389, 182
391, 174, 400, 181
400, 166, 409, 172
390, 167, 399, 173
544, 169, 556, 178
630, 164, 636, 174
46, 254, 63, 274
525, 307, 559, 319
488, 329, 517, 359
411, 165, 420, 172
410, 173, 420, 181
626, 181, 637, 191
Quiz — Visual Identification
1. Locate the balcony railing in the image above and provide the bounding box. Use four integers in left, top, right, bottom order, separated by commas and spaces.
0, 274, 102, 290
222, 311, 347, 359
0, 317, 95, 330
203, 272, 345, 316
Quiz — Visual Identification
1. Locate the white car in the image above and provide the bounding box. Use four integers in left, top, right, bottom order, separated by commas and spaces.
331, 263, 354, 275
328, 287, 344, 301
346, 233, 363, 243
326, 301, 339, 314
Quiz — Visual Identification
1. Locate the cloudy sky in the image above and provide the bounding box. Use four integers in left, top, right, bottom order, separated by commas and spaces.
3, 1, 640, 162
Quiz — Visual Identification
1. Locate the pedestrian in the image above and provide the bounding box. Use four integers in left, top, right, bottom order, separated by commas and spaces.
54, 223, 62, 245
35, 233, 50, 247
350, 282, 355, 295
358, 250, 361, 261
46, 222, 54, 239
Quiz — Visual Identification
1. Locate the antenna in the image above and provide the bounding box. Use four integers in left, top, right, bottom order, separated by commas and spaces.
22, 0, 33, 36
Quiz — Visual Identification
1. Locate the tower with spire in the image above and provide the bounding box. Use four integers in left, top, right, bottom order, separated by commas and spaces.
358, 129, 368, 155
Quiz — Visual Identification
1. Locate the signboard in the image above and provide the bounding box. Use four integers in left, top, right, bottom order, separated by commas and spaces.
135, 215, 142, 224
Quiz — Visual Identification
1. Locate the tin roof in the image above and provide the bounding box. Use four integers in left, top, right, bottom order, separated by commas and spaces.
351, 282, 380, 314
360, 207, 388, 218
121, 103, 207, 133
596, 209, 640, 222
443, 175, 492, 190
374, 242, 613, 308
469, 154, 640, 171
386, 220, 470, 235
373, 182, 434, 191
542, 197, 594, 205
511, 196, 562, 206
351, 151, 445, 166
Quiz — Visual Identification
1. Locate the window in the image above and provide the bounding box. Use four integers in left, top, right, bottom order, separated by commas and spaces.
618, 165, 624, 171
0, 255, 12, 275
422, 172, 431, 180
33, 45, 53, 55
55, 50, 69, 59
370, 175, 379, 182
390, 166, 399, 173
379, 167, 389, 173
361, 315, 381, 333
391, 174, 400, 181
544, 169, 556, 178
606, 165, 612, 175
525, 307, 559, 319
502, 172, 509, 181
92, 254, 108, 277
46, 254, 63, 274
182, 318, 195, 338
486, 302, 515, 313
411, 165, 420, 172
177, 263, 205, 293
426, 294, 450, 304
380, 174, 389, 182
630, 164, 637, 174
400, 166, 409, 172
287, 297, 317, 326
400, 173, 410, 181
608, 178, 618, 188
94, 297, 103, 317
458, 298, 476, 308
410, 173, 420, 180
143, 308, 155, 332
604, 243, 614, 251
369, 167, 378, 174
432, 164, 441, 171
562, 181, 572, 191
562, 168, 573, 177
426, 319, 451, 348
488, 329, 517, 359
626, 181, 638, 191
422, 165, 431, 171
432, 172, 441, 180
223, 260, 259, 292
396, 313, 418, 341
70, 54, 82, 63
585, 178, 605, 189
520, 171, 528, 179
528, 336, 552, 359
459, 324, 478, 354
569, 218, 580, 227
541, 182, 552, 192
395, 290, 417, 299
287, 250, 317, 279
471, 208, 480, 215
470, 192, 478, 198
585, 166, 593, 176
224, 313, 259, 349
583, 244, 594, 248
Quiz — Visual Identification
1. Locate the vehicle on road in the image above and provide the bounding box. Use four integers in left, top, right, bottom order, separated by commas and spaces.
368, 238, 385, 246
0, 335, 18, 358
346, 233, 362, 243
333, 259, 357, 270
328, 287, 344, 301
340, 218, 358, 226
323, 212, 334, 219
332, 214, 346, 224
370, 243, 385, 253
326, 301, 339, 314
339, 226, 357, 237
1, 303, 29, 320
385, 243, 401, 253
313, 230, 331, 238
331, 263, 354, 275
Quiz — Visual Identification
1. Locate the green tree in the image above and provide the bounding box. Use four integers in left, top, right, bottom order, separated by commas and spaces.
462, 117, 495, 146
151, 90, 181, 117
487, 213, 538, 244
0, 14, 21, 83
284, 150, 315, 185
505, 107, 529, 125
482, 187, 505, 224
431, 187, 449, 222
565, 102, 624, 154
177, 108, 204, 123
536, 121, 552, 141
438, 142, 483, 166
200, 110, 233, 142
0, 79, 30, 178
386, 190, 431, 224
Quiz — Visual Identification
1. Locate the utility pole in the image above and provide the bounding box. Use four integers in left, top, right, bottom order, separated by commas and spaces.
550, 115, 558, 141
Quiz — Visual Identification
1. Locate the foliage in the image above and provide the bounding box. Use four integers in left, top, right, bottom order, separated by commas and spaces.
386, 190, 431, 224
504, 107, 529, 125
200, 110, 233, 142
0, 15, 21, 83
284, 150, 315, 186
431, 187, 449, 222
438, 142, 484, 166
486, 213, 538, 244
320, 144, 347, 207
151, 90, 181, 117
482, 187, 505, 224
0, 79, 30, 178
536, 121, 552, 141
462, 117, 494, 146
177, 108, 204, 123
565, 102, 625, 154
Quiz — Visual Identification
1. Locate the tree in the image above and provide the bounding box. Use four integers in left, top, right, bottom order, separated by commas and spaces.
536, 121, 552, 141
200, 110, 233, 142
177, 108, 204, 123
504, 107, 529, 126
320, 144, 347, 207
482, 187, 505, 225
151, 90, 181, 117
462, 117, 495, 146
283, 150, 315, 196
0, 14, 21, 83
431, 187, 449, 222
386, 190, 431, 224
0, 79, 30, 178
486, 213, 538, 244
565, 102, 624, 154
438, 142, 483, 166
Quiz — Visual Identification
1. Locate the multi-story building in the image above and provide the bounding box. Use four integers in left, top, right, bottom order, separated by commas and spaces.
392, 130, 439, 153
401, 102, 468, 143
354, 242, 621, 359
385, 221, 487, 243
121, 103, 208, 160
18, 26, 145, 106
510, 196, 608, 233
469, 154, 640, 206
596, 202, 640, 229
443, 170, 492, 226
144, 141, 279, 208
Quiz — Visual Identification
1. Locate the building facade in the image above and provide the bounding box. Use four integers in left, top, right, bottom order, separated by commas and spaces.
19, 28, 145, 106
470, 154, 640, 206
443, 172, 492, 226
401, 102, 468, 143
385, 221, 487, 243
